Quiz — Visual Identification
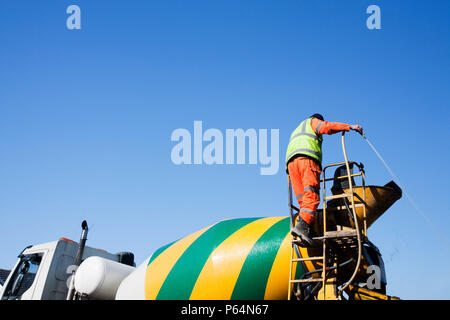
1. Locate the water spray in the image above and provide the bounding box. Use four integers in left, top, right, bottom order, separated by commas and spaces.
361, 132, 450, 247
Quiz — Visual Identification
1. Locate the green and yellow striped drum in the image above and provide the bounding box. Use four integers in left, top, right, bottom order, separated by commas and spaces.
116, 216, 306, 300
115, 183, 399, 300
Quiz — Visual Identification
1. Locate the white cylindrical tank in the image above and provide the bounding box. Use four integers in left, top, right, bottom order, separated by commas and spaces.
74, 256, 135, 300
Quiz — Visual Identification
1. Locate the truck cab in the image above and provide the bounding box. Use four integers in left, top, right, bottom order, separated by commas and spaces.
0, 238, 134, 300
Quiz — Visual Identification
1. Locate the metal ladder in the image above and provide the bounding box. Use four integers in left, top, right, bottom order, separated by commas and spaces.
287, 132, 368, 300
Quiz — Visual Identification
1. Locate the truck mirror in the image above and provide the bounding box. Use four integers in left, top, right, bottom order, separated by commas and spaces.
19, 261, 30, 274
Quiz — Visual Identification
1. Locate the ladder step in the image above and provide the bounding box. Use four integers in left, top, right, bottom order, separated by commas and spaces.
291, 256, 323, 262
324, 193, 352, 201
290, 278, 323, 283
326, 203, 365, 211
313, 230, 358, 241
324, 230, 358, 238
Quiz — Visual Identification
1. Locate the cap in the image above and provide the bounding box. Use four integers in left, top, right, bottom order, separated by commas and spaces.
310, 113, 324, 121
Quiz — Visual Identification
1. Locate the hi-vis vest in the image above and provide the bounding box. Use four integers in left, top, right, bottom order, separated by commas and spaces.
285, 117, 323, 166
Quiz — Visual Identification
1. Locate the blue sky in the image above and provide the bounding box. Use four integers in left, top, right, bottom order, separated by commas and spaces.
1, 0, 449, 299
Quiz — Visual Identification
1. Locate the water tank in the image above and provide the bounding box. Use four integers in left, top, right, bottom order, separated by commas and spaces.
74, 256, 135, 300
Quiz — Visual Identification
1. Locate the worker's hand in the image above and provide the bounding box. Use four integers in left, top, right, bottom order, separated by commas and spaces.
350, 124, 363, 135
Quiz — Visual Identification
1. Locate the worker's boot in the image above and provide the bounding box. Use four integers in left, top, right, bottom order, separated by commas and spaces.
291, 218, 316, 247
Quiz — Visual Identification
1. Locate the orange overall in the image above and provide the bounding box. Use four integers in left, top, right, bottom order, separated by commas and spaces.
287, 118, 350, 225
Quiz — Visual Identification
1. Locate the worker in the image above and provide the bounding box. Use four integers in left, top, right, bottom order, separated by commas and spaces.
286, 114, 363, 246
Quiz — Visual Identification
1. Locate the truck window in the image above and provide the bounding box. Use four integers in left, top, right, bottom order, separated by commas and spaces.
2, 254, 42, 300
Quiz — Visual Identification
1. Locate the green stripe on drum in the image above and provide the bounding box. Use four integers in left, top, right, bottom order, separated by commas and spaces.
147, 239, 178, 266
294, 256, 305, 280
155, 217, 260, 300
230, 217, 290, 299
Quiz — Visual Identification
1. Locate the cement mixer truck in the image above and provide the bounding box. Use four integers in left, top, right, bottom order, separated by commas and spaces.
0, 178, 401, 301
0, 134, 402, 301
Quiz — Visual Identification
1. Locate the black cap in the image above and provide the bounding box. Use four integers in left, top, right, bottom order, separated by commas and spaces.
310, 113, 324, 121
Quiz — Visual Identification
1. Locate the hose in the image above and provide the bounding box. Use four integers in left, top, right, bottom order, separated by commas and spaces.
295, 257, 355, 300
337, 132, 363, 298
300, 257, 355, 279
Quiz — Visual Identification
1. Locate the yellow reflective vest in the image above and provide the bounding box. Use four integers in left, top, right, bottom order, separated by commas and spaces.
285, 117, 323, 166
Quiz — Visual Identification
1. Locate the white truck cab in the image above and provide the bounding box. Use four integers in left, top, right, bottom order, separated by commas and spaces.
0, 237, 134, 300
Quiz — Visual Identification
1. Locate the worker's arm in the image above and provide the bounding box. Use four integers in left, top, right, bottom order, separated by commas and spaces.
311, 118, 363, 135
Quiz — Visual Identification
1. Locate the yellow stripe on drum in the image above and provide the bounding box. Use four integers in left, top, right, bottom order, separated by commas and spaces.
189, 217, 285, 300
145, 224, 213, 300
263, 232, 292, 300
298, 246, 323, 274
